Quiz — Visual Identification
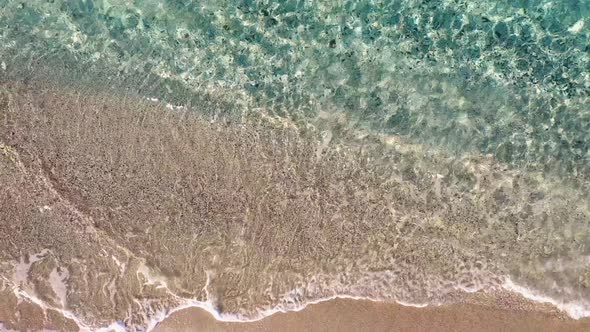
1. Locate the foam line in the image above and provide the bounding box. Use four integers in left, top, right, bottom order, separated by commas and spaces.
142, 280, 590, 331
144, 295, 431, 332
502, 278, 590, 320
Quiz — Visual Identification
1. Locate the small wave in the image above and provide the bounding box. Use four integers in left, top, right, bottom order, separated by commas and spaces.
8, 256, 589, 332
502, 278, 590, 320
143, 295, 430, 332
138, 279, 590, 331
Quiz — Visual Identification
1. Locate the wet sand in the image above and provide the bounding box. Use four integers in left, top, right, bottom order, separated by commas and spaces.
2, 82, 590, 332
153, 298, 590, 332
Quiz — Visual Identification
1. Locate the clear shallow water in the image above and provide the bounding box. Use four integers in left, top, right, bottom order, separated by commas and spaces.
2, 0, 589, 173
0, 0, 589, 330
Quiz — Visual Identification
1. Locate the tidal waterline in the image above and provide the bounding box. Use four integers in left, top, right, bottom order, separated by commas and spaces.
0, 0, 589, 330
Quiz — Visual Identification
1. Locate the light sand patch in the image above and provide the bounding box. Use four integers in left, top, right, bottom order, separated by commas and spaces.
48, 267, 69, 308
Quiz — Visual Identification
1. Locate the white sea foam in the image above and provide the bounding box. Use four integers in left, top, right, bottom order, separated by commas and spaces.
4, 281, 95, 332
94, 321, 127, 332
139, 278, 590, 331
502, 278, 590, 320
145, 97, 185, 111
568, 19, 585, 33
5, 270, 590, 332
48, 267, 69, 308
0, 322, 17, 332
136, 261, 168, 289
3, 229, 587, 331
12, 249, 51, 287
143, 294, 431, 332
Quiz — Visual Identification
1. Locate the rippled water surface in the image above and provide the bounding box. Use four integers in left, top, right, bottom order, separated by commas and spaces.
0, 0, 589, 330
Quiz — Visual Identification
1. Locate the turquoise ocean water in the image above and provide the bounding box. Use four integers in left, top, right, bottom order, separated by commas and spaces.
1, 0, 589, 330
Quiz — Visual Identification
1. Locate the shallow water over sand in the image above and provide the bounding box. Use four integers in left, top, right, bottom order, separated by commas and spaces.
0, 0, 589, 330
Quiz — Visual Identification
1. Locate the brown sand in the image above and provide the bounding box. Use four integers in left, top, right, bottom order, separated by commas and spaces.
153, 298, 590, 332
2, 82, 590, 332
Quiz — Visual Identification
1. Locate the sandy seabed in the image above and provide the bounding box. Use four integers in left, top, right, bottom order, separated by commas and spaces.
2, 80, 590, 332
153, 297, 590, 332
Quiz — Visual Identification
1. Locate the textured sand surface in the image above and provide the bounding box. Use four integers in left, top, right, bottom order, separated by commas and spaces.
1, 80, 590, 331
